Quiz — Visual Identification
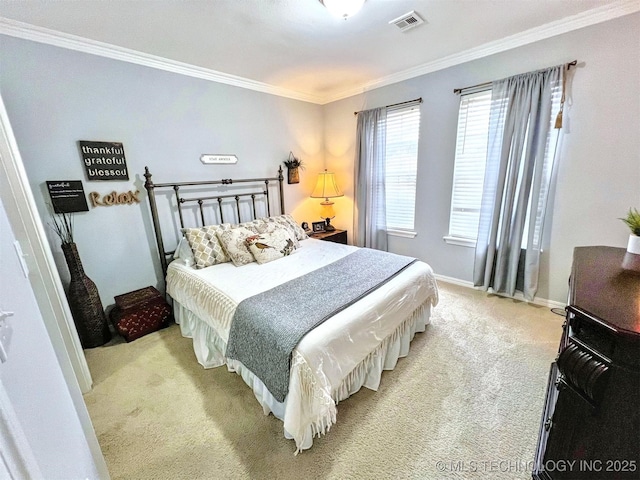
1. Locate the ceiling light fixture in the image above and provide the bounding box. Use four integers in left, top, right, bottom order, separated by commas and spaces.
320, 0, 366, 19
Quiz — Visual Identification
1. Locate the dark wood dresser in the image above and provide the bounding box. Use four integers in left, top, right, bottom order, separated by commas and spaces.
533, 246, 640, 479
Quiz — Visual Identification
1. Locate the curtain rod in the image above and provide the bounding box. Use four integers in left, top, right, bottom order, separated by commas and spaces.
354, 97, 422, 116
453, 60, 578, 95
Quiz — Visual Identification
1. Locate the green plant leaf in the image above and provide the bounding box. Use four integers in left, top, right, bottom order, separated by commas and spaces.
620, 207, 640, 236
283, 151, 304, 170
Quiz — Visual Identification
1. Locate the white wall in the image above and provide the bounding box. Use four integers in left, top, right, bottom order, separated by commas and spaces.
0, 35, 325, 308
324, 13, 640, 303
1, 13, 639, 308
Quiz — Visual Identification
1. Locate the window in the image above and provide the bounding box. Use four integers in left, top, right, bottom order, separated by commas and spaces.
385, 105, 420, 234
446, 89, 492, 246
526, 84, 563, 250
446, 85, 562, 248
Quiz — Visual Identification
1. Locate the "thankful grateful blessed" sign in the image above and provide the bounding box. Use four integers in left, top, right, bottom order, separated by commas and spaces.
79, 141, 129, 181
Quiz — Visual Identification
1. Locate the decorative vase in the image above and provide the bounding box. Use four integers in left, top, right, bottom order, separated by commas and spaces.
61, 242, 111, 348
627, 234, 640, 255
287, 167, 300, 184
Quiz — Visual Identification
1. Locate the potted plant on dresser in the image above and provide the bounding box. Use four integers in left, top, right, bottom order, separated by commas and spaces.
621, 207, 640, 255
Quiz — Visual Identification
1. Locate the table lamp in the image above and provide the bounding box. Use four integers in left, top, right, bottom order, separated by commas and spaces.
310, 169, 343, 231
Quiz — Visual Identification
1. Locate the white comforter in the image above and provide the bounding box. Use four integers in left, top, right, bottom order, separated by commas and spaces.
167, 238, 438, 451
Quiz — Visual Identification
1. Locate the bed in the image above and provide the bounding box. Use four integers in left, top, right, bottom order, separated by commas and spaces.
143, 166, 439, 452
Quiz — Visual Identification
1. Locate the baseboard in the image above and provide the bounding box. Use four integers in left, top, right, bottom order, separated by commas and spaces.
433, 274, 475, 288
433, 274, 566, 309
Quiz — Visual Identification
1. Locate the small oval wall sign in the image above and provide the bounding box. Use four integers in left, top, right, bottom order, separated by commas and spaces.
200, 154, 238, 165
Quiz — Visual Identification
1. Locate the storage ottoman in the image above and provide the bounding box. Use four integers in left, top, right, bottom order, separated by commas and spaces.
110, 286, 173, 342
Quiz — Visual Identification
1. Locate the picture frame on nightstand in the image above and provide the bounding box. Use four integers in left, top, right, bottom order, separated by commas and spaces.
311, 221, 326, 233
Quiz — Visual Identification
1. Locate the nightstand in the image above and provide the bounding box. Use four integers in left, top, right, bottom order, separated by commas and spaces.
309, 229, 347, 244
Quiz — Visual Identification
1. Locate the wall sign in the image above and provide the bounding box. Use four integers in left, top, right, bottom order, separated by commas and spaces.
89, 190, 140, 207
46, 180, 89, 213
79, 141, 129, 180
200, 154, 238, 165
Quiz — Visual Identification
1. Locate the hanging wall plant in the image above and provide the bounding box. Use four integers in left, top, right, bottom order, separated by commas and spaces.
283, 151, 304, 184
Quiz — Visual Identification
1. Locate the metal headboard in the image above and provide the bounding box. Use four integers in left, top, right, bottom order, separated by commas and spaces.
144, 165, 285, 278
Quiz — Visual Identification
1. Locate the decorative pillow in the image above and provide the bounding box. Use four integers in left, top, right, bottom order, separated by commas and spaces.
241, 219, 277, 235
246, 229, 297, 264
282, 214, 309, 240
216, 227, 258, 266
259, 216, 301, 247
172, 236, 195, 267
183, 224, 232, 269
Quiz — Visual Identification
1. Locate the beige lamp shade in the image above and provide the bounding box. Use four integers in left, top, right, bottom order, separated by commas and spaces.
310, 170, 343, 200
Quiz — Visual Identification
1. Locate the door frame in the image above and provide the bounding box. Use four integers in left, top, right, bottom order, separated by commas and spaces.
0, 93, 109, 478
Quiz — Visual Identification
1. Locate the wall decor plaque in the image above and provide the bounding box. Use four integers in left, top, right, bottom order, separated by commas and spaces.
200, 154, 238, 165
79, 141, 129, 180
46, 180, 89, 213
89, 190, 140, 207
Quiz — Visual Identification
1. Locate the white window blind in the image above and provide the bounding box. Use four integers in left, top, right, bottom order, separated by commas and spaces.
448, 84, 562, 245
448, 90, 492, 240
385, 105, 420, 231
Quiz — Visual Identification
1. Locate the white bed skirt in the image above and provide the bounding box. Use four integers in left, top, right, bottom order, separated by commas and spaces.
174, 300, 432, 452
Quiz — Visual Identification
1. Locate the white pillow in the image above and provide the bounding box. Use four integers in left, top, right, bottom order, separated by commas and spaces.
246, 228, 297, 265
282, 214, 309, 240
238, 219, 277, 235
172, 237, 195, 267
258, 216, 301, 247
216, 226, 258, 266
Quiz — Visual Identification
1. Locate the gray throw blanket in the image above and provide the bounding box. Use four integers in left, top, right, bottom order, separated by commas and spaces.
225, 248, 417, 402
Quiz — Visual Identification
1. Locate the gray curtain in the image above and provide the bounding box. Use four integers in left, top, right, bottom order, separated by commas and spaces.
354, 107, 388, 250
474, 65, 563, 300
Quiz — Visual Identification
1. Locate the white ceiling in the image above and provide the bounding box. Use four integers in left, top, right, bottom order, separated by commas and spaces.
0, 0, 637, 104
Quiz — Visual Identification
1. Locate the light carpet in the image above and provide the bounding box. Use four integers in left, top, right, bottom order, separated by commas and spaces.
83, 281, 564, 480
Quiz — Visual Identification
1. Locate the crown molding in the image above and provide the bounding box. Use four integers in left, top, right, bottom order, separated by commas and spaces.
323, 0, 640, 103
0, 17, 325, 105
1, 0, 639, 105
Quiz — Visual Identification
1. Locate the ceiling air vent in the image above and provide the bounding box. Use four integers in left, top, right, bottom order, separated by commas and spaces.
389, 11, 425, 32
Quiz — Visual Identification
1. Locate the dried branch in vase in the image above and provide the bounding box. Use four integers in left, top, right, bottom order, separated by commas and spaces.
50, 211, 75, 245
